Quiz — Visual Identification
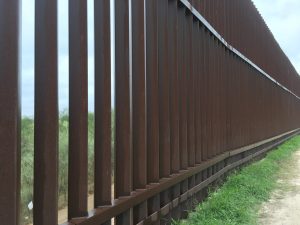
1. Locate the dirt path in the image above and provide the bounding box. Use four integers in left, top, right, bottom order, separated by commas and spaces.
259, 150, 300, 225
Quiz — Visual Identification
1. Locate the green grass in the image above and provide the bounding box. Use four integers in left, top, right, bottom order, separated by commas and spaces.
174, 135, 300, 225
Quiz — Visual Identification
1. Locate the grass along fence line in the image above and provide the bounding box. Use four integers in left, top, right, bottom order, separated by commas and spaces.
174, 135, 300, 225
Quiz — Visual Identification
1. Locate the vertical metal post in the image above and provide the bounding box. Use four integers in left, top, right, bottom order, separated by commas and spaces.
94, 0, 112, 213
158, 1, 171, 220
158, 0, 171, 179
179, 5, 188, 170
195, 22, 202, 164
0, 0, 20, 224
168, 0, 181, 220
132, 0, 147, 223
34, 0, 58, 224
146, 0, 160, 223
169, 0, 179, 175
68, 0, 88, 219
115, 0, 132, 224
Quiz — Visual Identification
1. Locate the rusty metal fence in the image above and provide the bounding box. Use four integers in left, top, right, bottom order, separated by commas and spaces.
1, 0, 300, 225
193, 0, 300, 97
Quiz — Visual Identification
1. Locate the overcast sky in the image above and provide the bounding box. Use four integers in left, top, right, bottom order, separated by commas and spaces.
21, 0, 300, 116
22, 0, 99, 116
252, 0, 300, 74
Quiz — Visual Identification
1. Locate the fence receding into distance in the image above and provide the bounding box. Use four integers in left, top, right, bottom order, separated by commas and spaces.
1, 0, 300, 225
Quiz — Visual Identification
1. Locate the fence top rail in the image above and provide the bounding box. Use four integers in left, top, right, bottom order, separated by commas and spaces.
180, 0, 300, 101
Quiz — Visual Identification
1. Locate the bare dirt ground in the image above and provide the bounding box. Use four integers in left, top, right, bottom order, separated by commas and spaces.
259, 150, 300, 225
58, 195, 95, 224
28, 195, 94, 225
